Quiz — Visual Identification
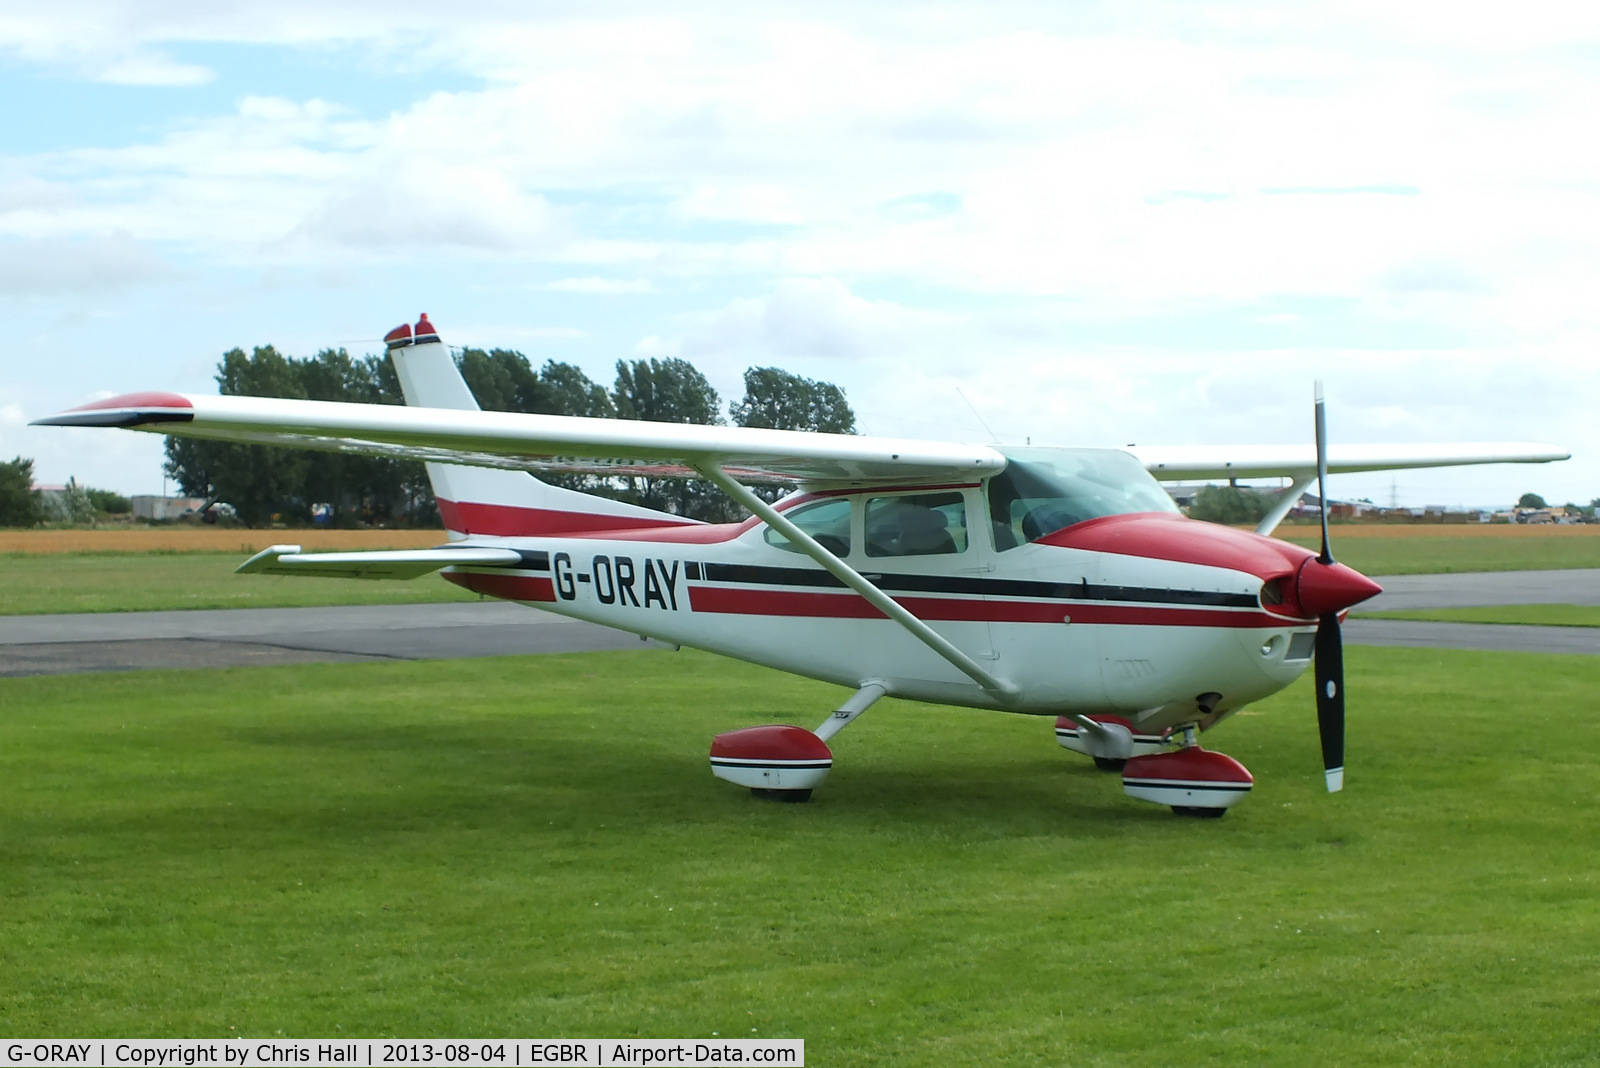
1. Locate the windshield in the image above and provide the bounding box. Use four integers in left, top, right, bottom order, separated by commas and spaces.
988, 447, 1179, 550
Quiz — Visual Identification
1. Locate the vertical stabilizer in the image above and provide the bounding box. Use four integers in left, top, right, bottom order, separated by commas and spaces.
384, 315, 695, 538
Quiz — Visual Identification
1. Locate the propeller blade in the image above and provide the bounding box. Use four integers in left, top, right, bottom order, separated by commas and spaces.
1315, 612, 1345, 792
1314, 380, 1332, 564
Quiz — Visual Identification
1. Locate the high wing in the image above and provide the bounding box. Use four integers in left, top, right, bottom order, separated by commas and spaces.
33, 391, 1568, 487
1128, 442, 1570, 481
236, 544, 531, 579
34, 391, 1005, 486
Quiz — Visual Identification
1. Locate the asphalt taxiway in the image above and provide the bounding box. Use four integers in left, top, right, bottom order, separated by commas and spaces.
2, 569, 1598, 677
0, 602, 659, 677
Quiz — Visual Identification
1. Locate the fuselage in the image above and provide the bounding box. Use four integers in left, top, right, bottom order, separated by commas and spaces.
436, 447, 1350, 739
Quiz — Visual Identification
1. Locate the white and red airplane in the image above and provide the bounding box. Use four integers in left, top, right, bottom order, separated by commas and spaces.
35, 315, 1569, 817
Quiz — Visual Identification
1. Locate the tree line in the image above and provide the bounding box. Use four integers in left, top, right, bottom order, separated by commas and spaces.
157, 345, 857, 526
0, 458, 131, 527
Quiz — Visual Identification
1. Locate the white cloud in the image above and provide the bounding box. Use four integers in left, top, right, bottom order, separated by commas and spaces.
96, 51, 213, 86
666, 277, 960, 367
0, 232, 172, 295
3, 2, 1598, 503
547, 277, 655, 294
297, 162, 564, 252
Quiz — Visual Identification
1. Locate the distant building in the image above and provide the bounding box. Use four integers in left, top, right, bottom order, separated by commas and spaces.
131, 495, 208, 521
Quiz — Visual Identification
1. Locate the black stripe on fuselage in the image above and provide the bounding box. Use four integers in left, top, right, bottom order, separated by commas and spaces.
698, 562, 1259, 609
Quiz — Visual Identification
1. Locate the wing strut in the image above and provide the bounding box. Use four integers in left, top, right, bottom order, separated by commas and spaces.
1254, 474, 1317, 537
696, 462, 1022, 705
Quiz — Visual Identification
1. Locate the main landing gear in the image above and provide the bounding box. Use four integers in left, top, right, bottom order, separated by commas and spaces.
708, 690, 1255, 816
1059, 719, 1254, 818
709, 683, 887, 803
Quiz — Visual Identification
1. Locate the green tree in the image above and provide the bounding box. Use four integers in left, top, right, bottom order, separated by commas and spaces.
0, 456, 44, 527
458, 348, 538, 413
731, 367, 856, 435
730, 367, 857, 501
456, 349, 618, 497
85, 487, 132, 514
1518, 492, 1547, 509
296, 348, 423, 526
60, 478, 97, 525
1188, 484, 1273, 526
538, 360, 616, 419
613, 357, 731, 520
164, 346, 308, 526
165, 345, 442, 528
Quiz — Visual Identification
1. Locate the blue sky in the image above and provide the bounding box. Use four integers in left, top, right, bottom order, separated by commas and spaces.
3, 1, 1597, 507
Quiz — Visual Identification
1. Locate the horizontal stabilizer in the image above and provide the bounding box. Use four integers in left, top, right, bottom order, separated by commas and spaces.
236, 544, 529, 580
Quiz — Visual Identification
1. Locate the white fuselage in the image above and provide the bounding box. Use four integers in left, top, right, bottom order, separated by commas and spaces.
439, 487, 1318, 737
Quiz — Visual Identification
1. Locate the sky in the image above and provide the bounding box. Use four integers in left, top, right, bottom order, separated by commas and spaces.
2, 0, 1596, 508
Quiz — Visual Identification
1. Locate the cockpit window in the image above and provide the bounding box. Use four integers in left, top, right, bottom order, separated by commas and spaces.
764, 497, 853, 556
987, 448, 1179, 550
865, 492, 968, 557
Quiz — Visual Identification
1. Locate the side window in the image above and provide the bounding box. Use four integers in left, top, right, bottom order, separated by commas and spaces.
764, 498, 853, 556
865, 492, 967, 557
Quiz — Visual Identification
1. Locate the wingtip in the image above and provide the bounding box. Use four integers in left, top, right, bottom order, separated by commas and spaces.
1325, 767, 1344, 793
31, 391, 195, 428
236, 544, 303, 574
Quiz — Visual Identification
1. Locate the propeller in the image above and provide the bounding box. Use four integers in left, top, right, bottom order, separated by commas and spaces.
1312, 381, 1344, 793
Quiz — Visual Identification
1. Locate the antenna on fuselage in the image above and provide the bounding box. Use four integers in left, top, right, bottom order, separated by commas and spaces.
954, 386, 1000, 443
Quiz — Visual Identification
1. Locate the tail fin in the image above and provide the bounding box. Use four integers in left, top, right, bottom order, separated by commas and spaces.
384, 315, 695, 538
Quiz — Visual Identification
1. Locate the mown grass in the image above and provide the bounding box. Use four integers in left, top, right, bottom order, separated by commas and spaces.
0, 553, 476, 615
1275, 532, 1600, 575
7, 531, 1600, 618
2, 648, 1599, 1063
1362, 604, 1600, 628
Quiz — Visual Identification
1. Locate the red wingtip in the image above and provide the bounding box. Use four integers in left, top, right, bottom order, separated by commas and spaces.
71, 391, 193, 412
384, 322, 412, 342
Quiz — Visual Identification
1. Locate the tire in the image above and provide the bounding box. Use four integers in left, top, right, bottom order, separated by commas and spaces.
1092, 756, 1127, 772
751, 788, 813, 803
1172, 805, 1226, 819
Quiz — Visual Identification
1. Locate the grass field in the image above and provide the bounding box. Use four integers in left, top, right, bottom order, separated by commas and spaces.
0, 552, 477, 615
1362, 604, 1600, 628
2, 648, 1598, 1063
4, 524, 1600, 617
1276, 525, 1600, 575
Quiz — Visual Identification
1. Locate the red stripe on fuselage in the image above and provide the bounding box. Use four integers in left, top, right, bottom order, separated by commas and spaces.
686, 586, 1285, 628
437, 498, 714, 539
444, 571, 557, 602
